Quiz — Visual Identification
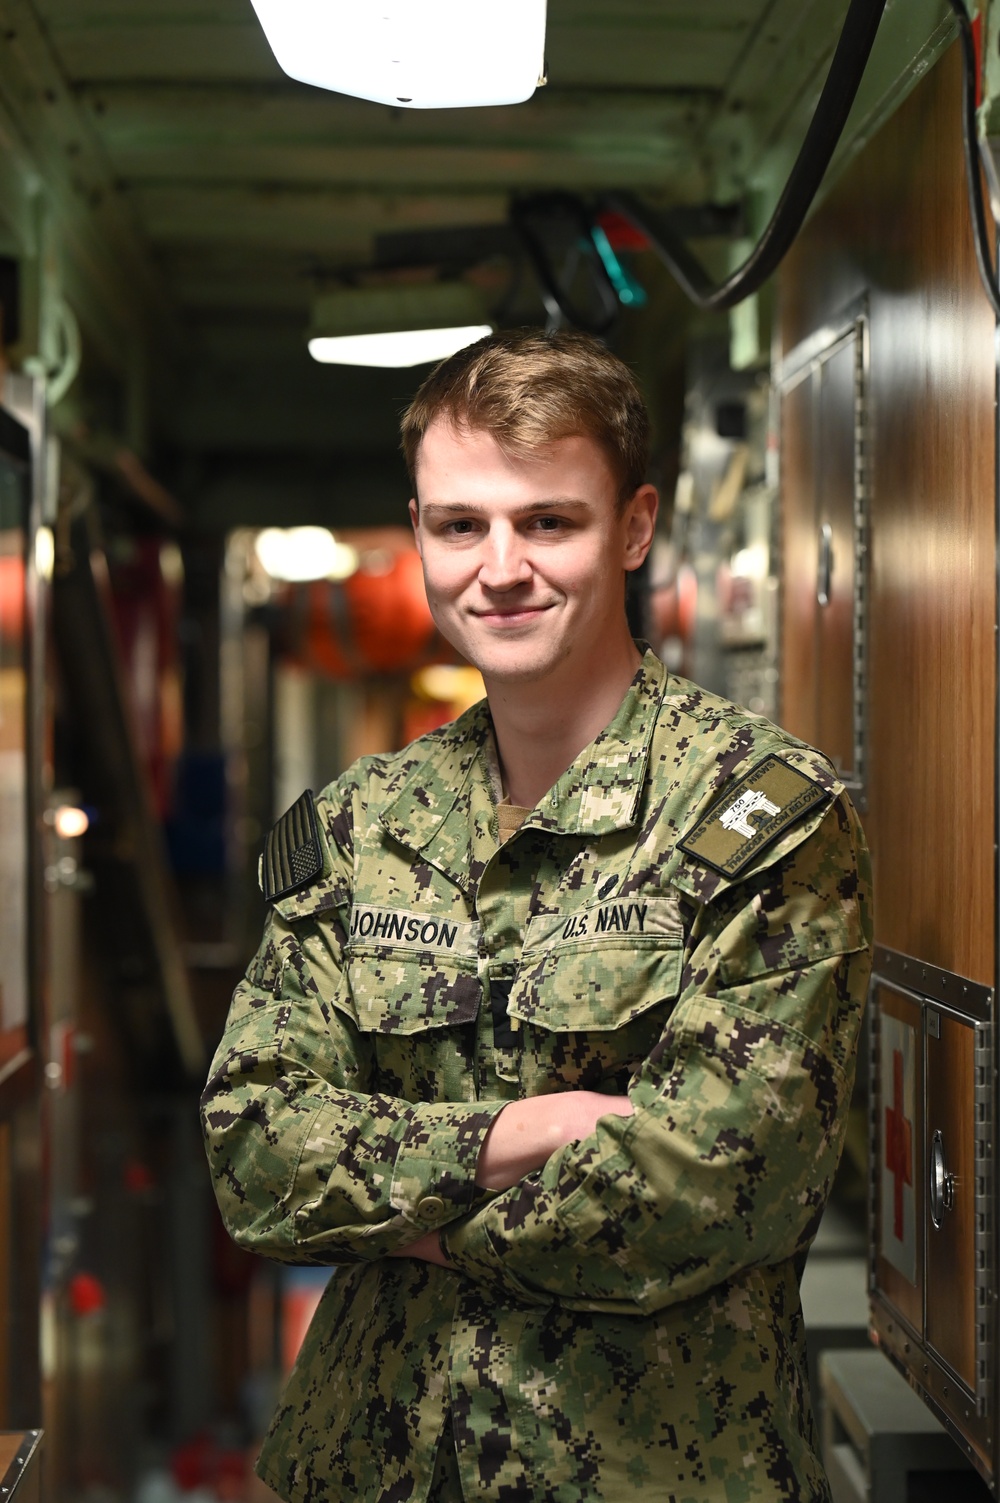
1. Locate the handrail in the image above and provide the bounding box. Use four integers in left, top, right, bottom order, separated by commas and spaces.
0, 1431, 43, 1501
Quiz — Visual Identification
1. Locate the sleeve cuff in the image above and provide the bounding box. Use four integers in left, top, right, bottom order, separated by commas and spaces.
389, 1099, 509, 1227
443, 1207, 552, 1303
440, 1205, 497, 1276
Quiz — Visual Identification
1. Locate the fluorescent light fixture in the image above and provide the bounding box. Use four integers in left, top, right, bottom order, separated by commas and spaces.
308, 284, 492, 368
249, 0, 547, 109
255, 527, 359, 583
309, 326, 491, 369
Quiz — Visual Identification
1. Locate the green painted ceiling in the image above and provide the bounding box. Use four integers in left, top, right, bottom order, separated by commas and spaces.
0, 0, 957, 524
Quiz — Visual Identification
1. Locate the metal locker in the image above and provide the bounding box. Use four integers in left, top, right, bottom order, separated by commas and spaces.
869, 947, 992, 1479
777, 297, 869, 808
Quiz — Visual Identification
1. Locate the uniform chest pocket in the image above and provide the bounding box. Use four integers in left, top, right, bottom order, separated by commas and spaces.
345, 905, 482, 1035
508, 894, 685, 1034
345, 916, 483, 1103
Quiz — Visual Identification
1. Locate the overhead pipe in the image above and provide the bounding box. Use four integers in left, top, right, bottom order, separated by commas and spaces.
598, 0, 890, 313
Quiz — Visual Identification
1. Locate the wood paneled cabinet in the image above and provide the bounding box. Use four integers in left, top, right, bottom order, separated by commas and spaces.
777, 44, 998, 1489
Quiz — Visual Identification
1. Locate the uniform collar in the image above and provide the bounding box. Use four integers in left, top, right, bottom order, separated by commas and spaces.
377, 700, 494, 893
517, 647, 666, 837
378, 648, 668, 886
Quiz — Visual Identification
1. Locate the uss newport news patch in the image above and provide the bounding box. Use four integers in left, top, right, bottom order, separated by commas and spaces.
678, 755, 830, 877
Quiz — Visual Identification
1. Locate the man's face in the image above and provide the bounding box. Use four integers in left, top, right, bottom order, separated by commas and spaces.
409, 418, 657, 690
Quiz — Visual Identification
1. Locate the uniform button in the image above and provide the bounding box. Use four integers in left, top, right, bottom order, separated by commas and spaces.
417, 1195, 445, 1219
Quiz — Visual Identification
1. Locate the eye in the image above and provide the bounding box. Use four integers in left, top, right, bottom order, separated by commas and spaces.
532, 514, 568, 533
443, 518, 479, 536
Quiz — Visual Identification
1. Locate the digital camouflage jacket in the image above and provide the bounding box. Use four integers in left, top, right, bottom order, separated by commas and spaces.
201, 650, 873, 1503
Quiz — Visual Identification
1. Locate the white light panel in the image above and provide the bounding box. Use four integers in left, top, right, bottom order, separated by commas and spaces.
249, 0, 547, 109
255, 528, 359, 582
308, 325, 493, 368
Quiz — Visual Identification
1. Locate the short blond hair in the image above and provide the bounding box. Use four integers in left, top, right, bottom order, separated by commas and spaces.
401, 328, 649, 509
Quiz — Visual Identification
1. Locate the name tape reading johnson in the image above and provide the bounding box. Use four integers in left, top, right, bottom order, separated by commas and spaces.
349, 905, 479, 959
677, 754, 830, 877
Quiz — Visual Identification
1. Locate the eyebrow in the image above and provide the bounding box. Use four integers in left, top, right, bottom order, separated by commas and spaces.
420, 498, 591, 518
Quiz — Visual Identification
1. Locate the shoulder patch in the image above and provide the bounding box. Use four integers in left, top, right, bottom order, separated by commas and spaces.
677, 755, 830, 878
261, 790, 323, 903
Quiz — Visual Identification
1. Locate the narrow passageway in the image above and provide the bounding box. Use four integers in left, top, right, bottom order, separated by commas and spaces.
0, 3, 996, 1501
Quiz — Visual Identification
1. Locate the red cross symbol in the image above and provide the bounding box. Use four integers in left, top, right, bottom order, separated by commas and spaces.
884, 1048, 913, 1242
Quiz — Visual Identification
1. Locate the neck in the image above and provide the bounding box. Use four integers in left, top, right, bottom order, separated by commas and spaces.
486, 635, 642, 810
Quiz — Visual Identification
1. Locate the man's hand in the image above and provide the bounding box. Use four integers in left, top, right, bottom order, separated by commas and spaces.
387, 1092, 632, 1262
475, 1090, 633, 1191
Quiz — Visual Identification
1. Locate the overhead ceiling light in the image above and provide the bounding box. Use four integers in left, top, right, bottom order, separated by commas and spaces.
309, 327, 492, 369
255, 527, 359, 583
308, 284, 492, 369
249, 0, 547, 110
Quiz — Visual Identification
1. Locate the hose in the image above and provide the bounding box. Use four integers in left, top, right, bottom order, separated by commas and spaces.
947, 0, 1000, 321
601, 0, 891, 311
510, 192, 620, 336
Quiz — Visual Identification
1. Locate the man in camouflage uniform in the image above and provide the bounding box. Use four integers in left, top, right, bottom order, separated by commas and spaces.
202, 330, 873, 1503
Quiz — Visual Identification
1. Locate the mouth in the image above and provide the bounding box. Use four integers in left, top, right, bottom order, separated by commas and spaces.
472, 604, 553, 627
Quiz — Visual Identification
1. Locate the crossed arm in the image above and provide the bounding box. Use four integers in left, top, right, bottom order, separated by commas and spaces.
203, 792, 871, 1310
390, 1090, 635, 1264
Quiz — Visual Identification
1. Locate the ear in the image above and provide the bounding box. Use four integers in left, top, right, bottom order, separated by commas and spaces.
408, 497, 422, 558
622, 484, 658, 572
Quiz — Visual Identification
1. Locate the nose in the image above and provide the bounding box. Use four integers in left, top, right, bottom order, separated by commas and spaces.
477, 523, 532, 592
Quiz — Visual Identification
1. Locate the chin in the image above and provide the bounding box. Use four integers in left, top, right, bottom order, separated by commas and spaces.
475, 647, 570, 686
443, 624, 573, 684
484, 661, 551, 682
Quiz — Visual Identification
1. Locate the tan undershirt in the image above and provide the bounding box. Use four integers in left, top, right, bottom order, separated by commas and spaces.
496, 798, 531, 842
